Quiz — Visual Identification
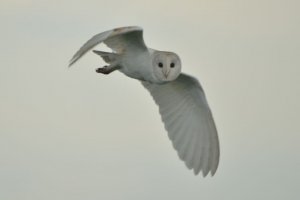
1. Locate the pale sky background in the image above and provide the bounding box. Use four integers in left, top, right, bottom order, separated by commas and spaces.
0, 0, 299, 199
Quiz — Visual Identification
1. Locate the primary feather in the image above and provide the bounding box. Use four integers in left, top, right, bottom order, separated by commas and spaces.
142, 74, 219, 176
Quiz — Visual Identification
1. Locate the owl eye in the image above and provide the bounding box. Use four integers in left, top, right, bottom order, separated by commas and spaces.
170, 63, 175, 68
158, 62, 163, 68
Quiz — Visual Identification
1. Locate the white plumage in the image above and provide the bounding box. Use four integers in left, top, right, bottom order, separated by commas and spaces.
69, 26, 219, 176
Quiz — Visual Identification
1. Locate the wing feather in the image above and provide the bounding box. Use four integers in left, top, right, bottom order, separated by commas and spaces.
142, 73, 220, 176
69, 26, 147, 66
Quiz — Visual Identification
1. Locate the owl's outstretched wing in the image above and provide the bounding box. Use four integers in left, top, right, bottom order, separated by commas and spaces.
142, 74, 219, 176
69, 26, 147, 67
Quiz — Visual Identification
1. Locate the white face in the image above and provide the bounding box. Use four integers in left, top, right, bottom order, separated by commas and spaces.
152, 51, 182, 83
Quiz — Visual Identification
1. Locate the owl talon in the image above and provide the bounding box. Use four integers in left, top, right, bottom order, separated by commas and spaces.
96, 66, 111, 74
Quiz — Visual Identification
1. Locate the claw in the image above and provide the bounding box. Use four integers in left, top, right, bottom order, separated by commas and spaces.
95, 66, 110, 74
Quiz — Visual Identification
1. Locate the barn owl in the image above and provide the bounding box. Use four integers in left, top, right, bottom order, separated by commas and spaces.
69, 26, 219, 176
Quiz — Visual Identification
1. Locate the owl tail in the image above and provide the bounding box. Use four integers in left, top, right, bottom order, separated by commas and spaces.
92, 50, 118, 64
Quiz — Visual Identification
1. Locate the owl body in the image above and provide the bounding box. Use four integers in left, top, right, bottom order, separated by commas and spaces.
118, 48, 155, 82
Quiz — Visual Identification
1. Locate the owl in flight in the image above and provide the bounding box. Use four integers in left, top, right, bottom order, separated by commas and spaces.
69, 26, 219, 176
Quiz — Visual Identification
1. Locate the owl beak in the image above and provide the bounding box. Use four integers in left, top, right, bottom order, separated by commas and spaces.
163, 69, 170, 78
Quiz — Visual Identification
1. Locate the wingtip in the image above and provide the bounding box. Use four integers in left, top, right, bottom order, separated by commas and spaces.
68, 57, 77, 67
68, 61, 74, 68
193, 168, 218, 177
202, 169, 210, 177
193, 169, 199, 176
210, 167, 218, 177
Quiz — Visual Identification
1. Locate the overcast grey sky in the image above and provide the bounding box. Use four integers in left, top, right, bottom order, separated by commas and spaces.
0, 0, 299, 199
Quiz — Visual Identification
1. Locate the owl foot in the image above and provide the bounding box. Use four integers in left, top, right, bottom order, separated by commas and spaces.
95, 63, 121, 75
95, 66, 111, 74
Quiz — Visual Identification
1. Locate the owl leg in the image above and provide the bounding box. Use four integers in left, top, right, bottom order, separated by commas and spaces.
95, 63, 120, 75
